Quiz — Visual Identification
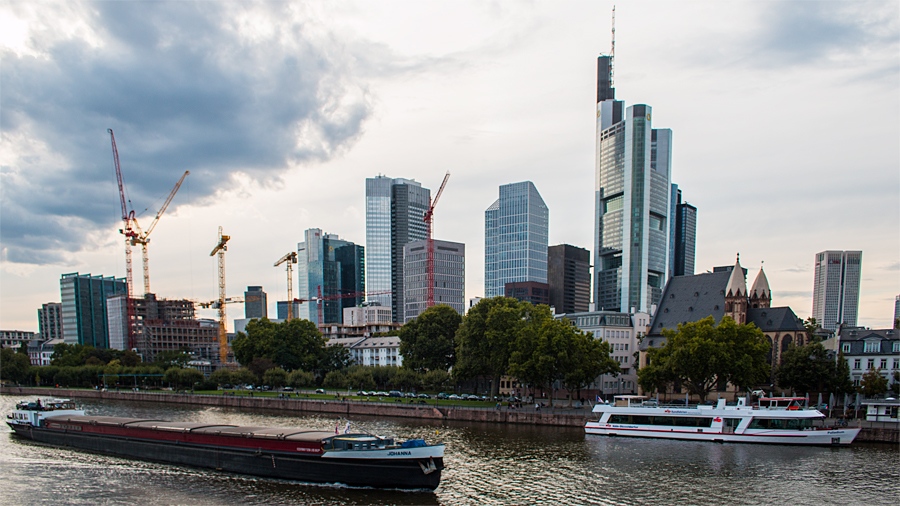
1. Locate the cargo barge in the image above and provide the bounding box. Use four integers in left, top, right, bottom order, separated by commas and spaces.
7, 398, 444, 489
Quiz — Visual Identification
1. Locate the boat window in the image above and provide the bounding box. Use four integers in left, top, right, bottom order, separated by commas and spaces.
748, 418, 813, 430
724, 418, 741, 428
608, 415, 712, 427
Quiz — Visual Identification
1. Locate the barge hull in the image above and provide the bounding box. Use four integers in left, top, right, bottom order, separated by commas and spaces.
11, 425, 441, 490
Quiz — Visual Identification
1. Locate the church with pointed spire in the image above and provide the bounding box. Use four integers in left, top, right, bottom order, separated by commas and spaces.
642, 255, 807, 379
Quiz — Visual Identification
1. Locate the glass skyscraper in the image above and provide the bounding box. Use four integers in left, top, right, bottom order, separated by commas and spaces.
296, 229, 365, 326
60, 272, 128, 348
365, 176, 430, 322
593, 56, 672, 313
484, 181, 549, 298
670, 187, 697, 278
812, 250, 862, 331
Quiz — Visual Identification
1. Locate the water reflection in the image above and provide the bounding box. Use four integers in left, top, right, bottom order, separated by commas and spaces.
2, 395, 897, 506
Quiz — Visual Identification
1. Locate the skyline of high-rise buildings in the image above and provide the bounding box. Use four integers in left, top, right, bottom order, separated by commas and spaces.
547, 244, 591, 314
244, 286, 267, 320
296, 228, 365, 326
484, 181, 549, 298
593, 53, 674, 313
365, 176, 431, 322
812, 250, 862, 331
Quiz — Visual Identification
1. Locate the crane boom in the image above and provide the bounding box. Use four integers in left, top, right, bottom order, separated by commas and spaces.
109, 128, 137, 350
424, 171, 450, 309
132, 170, 190, 294
275, 252, 298, 320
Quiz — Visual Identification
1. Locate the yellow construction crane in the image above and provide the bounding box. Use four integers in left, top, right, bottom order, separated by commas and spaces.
130, 170, 189, 295
209, 226, 231, 364
274, 251, 298, 320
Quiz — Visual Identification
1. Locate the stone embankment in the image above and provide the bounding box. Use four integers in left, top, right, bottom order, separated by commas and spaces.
4, 387, 896, 443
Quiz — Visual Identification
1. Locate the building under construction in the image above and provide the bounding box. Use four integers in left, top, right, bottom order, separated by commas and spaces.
107, 293, 218, 363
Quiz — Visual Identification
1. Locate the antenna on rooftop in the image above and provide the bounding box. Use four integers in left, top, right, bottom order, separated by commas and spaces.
610, 5, 616, 87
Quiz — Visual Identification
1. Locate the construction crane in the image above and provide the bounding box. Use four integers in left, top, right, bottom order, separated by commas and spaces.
109, 128, 138, 349
274, 252, 298, 320
294, 287, 392, 328
130, 170, 189, 295
424, 171, 450, 308
209, 226, 231, 363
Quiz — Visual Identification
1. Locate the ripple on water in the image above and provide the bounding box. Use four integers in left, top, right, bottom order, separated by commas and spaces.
1, 395, 897, 505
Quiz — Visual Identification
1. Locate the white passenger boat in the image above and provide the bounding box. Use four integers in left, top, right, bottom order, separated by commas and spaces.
585, 395, 860, 445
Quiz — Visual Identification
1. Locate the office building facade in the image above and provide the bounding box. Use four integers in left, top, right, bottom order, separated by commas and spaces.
670, 187, 697, 277
485, 181, 549, 298
593, 56, 672, 313
505, 281, 550, 307
365, 176, 431, 322
812, 250, 862, 331
60, 272, 128, 348
297, 228, 365, 326
547, 244, 591, 314
403, 239, 465, 321
244, 286, 267, 319
38, 302, 63, 342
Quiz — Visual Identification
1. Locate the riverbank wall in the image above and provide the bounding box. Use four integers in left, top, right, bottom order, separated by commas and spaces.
2, 387, 588, 428
4, 387, 896, 443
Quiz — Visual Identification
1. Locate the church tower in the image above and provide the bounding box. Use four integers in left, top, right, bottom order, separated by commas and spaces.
750, 265, 771, 309
724, 255, 748, 324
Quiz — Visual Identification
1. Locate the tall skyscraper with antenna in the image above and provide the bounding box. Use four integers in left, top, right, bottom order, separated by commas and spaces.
593, 10, 673, 313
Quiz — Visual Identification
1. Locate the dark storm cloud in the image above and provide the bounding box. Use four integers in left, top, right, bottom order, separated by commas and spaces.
0, 2, 371, 265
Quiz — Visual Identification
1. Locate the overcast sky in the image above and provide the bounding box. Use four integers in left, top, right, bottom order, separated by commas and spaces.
1, 0, 898, 334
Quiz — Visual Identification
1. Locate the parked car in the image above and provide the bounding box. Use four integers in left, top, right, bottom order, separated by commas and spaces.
436, 393, 449, 400
417, 393, 431, 399
404, 392, 417, 398
315, 388, 325, 394
375, 391, 389, 397
282, 387, 293, 392
448, 394, 461, 400
465, 394, 480, 401
388, 390, 402, 397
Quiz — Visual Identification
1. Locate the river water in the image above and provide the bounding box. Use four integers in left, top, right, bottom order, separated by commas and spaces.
1, 395, 897, 506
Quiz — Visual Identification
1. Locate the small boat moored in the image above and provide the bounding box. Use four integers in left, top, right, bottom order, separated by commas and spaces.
585, 395, 860, 445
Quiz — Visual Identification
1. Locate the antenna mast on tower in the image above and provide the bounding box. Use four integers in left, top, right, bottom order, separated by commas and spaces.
610, 5, 616, 87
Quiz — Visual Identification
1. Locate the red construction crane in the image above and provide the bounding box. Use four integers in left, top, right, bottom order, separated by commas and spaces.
109, 128, 138, 349
130, 170, 189, 295
424, 171, 450, 308
294, 287, 392, 328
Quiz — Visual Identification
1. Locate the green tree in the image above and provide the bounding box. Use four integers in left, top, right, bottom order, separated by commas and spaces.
320, 345, 352, 375
164, 367, 182, 388
508, 306, 619, 406
371, 365, 398, 389
322, 370, 348, 389
393, 367, 421, 392
563, 331, 619, 404
346, 366, 376, 391
776, 342, 839, 394
248, 357, 277, 383
179, 368, 204, 389
231, 318, 326, 372
832, 352, 855, 395
455, 297, 525, 399
423, 369, 450, 391
232, 368, 257, 387
209, 368, 233, 388
890, 371, 900, 396
0, 347, 31, 383
859, 368, 889, 397
802, 317, 821, 342
638, 316, 770, 401
155, 349, 192, 368
120, 350, 141, 367
54, 366, 78, 387
399, 304, 461, 372
263, 368, 288, 389
287, 369, 315, 389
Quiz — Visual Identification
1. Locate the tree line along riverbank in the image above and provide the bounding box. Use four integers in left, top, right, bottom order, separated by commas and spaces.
3, 386, 897, 443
